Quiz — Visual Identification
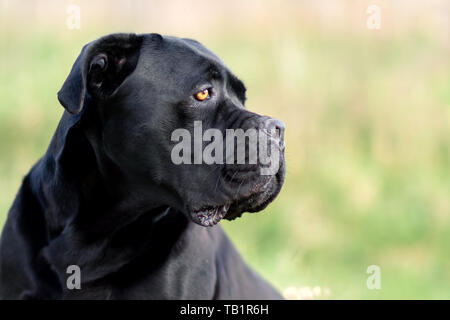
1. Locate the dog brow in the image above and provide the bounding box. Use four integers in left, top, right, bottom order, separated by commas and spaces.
207, 65, 222, 80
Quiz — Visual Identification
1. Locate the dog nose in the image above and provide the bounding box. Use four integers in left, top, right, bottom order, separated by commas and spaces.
259, 118, 285, 152
265, 118, 285, 142
268, 118, 285, 140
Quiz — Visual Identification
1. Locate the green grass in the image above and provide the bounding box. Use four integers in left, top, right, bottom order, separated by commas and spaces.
0, 25, 449, 299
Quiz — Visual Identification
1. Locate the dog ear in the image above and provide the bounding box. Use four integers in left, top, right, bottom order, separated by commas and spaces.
57, 33, 143, 115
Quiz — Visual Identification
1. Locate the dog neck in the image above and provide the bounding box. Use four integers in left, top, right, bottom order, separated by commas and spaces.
28, 111, 188, 295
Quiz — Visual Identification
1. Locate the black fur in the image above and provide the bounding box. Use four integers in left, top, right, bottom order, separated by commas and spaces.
0, 33, 285, 299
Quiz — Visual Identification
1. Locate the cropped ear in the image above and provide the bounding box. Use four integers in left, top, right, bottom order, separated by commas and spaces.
57, 33, 143, 115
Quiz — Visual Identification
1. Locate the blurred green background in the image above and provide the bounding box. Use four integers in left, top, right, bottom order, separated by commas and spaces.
0, 0, 449, 299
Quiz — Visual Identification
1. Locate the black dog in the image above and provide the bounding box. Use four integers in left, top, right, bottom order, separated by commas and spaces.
0, 33, 285, 299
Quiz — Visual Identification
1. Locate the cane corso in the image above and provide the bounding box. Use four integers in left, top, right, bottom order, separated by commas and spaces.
0, 33, 286, 299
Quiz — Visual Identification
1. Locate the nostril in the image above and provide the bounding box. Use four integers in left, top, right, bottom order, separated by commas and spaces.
265, 118, 285, 140
274, 119, 285, 139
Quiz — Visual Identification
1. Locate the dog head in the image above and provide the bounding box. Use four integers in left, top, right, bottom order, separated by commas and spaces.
58, 33, 286, 227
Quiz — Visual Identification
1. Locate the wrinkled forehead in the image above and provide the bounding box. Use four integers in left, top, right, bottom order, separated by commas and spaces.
168, 35, 225, 65
127, 34, 246, 103
137, 35, 224, 81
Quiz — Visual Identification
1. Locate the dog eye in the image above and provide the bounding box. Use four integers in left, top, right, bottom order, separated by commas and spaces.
194, 89, 210, 101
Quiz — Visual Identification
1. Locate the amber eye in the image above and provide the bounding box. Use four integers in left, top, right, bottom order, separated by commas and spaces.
194, 89, 210, 101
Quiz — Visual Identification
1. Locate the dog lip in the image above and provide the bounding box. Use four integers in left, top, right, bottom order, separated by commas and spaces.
224, 171, 282, 221
193, 203, 230, 227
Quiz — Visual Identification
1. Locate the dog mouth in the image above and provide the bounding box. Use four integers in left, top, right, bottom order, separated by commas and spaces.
188, 157, 285, 228
192, 204, 231, 227
189, 170, 284, 227
189, 178, 275, 227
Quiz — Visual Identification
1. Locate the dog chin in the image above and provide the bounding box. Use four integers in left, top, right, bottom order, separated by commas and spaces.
189, 204, 230, 227
188, 174, 283, 227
